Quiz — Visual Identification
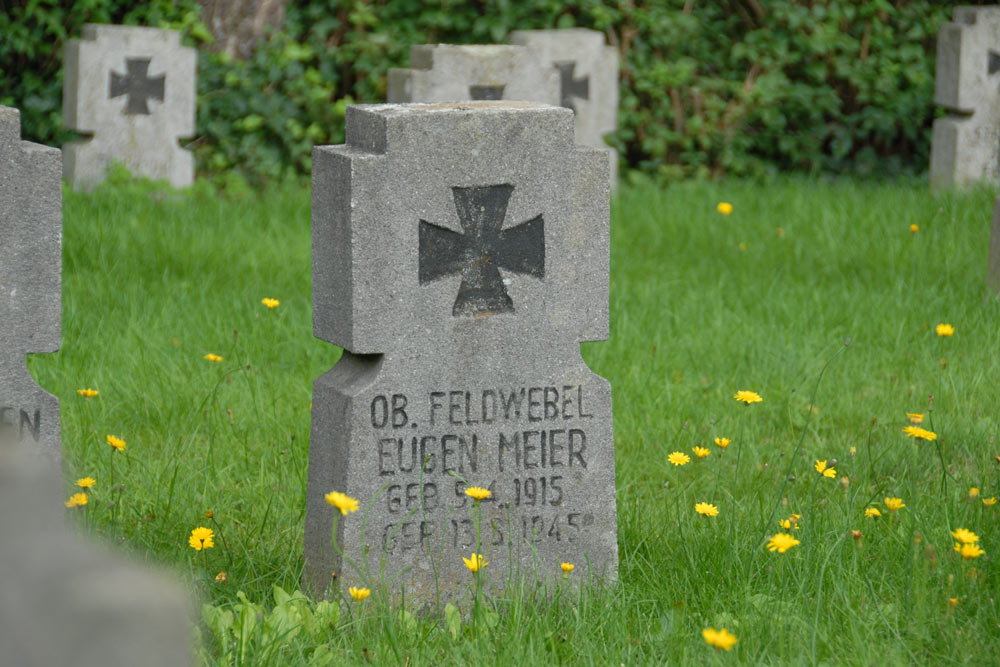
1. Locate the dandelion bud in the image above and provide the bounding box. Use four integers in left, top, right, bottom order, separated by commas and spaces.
840, 476, 850, 490
850, 530, 863, 541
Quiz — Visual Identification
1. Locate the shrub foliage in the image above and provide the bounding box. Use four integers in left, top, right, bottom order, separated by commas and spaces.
0, 0, 990, 182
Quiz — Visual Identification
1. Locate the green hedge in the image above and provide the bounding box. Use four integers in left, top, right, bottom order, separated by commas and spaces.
0, 1, 989, 184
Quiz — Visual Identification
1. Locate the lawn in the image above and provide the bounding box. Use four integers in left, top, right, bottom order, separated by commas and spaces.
34, 174, 1000, 664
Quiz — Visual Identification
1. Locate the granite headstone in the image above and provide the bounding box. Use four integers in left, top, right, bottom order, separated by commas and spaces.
0, 105, 192, 666
387, 45, 560, 107
303, 102, 616, 602
63, 24, 196, 191
930, 7, 1000, 188
510, 29, 618, 180
988, 198, 1000, 292
0, 105, 61, 463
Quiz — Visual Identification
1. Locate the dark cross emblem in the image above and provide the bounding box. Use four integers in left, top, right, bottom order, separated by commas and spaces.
989, 50, 1000, 75
419, 184, 545, 317
555, 61, 589, 112
109, 58, 165, 115
469, 85, 505, 100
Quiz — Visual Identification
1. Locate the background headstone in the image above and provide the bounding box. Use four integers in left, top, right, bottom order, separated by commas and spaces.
0, 105, 192, 666
930, 7, 1000, 188
63, 24, 196, 191
387, 45, 560, 107
510, 28, 619, 181
304, 102, 616, 602
0, 105, 61, 463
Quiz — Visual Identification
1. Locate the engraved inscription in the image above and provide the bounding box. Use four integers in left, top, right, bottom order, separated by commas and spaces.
469, 85, 505, 100
418, 185, 545, 316
555, 61, 589, 112
109, 57, 166, 115
0, 406, 41, 443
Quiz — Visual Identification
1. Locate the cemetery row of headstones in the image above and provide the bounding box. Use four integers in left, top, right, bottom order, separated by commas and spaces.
59, 23, 618, 191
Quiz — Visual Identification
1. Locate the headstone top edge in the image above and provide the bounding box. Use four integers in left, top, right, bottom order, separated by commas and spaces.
78, 22, 185, 43
352, 101, 570, 116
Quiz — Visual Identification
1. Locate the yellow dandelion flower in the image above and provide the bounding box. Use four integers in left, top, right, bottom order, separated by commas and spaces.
849, 446, 856, 456
349, 586, 371, 601
693, 446, 711, 459
733, 390, 762, 404
910, 224, 919, 234
884, 497, 905, 512
76, 388, 99, 398
463, 552, 488, 573
983, 497, 997, 507
261, 297, 280, 309
714, 437, 731, 449
950, 528, 979, 544
902, 425, 937, 441
695, 502, 719, 517
864, 507, 882, 518
906, 413, 924, 425
716, 202, 734, 215
324, 490, 359, 516
702, 627, 738, 651
814, 460, 836, 478
215, 571, 227, 583
948, 597, 958, 608
668, 451, 691, 466
968, 487, 979, 499
955, 542, 985, 559
204, 353, 223, 363
64, 493, 88, 508
560, 562, 575, 574
464, 486, 491, 501
188, 526, 215, 551
851, 529, 863, 541
738, 242, 747, 252
106, 434, 126, 452
936, 323, 954, 337
766, 533, 800, 553
75, 477, 96, 488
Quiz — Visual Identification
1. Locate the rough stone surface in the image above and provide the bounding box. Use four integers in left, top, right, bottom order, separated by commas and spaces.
989, 198, 1000, 292
0, 447, 193, 667
387, 45, 560, 107
63, 24, 196, 191
0, 106, 62, 464
930, 7, 1000, 188
304, 102, 616, 602
510, 28, 619, 180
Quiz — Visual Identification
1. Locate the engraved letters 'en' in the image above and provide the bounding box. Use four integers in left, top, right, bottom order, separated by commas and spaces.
418, 184, 545, 316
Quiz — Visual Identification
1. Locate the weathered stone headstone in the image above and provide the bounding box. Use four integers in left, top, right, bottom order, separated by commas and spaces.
387, 45, 560, 107
304, 102, 616, 601
988, 198, 1000, 292
0, 104, 191, 667
0, 105, 61, 463
63, 24, 196, 191
510, 28, 619, 180
930, 7, 1000, 188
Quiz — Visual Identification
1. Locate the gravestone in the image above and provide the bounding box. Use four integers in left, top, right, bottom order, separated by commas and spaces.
510, 29, 619, 180
988, 198, 1000, 292
930, 7, 1000, 188
387, 45, 560, 107
303, 102, 616, 602
63, 24, 196, 191
0, 105, 61, 463
0, 105, 191, 667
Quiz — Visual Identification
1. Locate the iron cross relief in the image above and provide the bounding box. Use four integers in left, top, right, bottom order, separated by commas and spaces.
419, 184, 545, 317
109, 58, 166, 115
556, 62, 589, 113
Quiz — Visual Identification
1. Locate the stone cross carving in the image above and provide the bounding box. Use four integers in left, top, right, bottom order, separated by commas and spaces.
109, 58, 166, 115
63, 24, 196, 191
387, 45, 560, 107
0, 106, 62, 463
930, 7, 1000, 187
418, 184, 545, 316
510, 29, 619, 184
304, 102, 616, 602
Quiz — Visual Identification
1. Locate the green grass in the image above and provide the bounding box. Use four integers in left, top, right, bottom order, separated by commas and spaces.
33, 175, 1000, 664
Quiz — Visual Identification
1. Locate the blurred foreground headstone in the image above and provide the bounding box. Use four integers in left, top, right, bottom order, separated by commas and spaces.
510, 29, 618, 182
988, 198, 1000, 292
387, 44, 560, 106
930, 7, 1000, 188
0, 105, 192, 667
63, 24, 196, 191
304, 102, 617, 602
